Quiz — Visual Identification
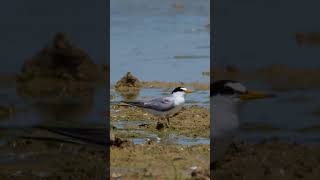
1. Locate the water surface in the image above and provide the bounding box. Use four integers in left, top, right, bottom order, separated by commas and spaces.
215, 0, 320, 144
111, 0, 210, 84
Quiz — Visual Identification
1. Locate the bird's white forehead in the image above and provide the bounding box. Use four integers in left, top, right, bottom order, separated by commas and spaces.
181, 87, 187, 91
225, 82, 247, 92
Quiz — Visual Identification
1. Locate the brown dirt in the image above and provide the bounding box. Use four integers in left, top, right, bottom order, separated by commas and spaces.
295, 32, 320, 46
111, 143, 210, 179
110, 100, 210, 179
212, 141, 320, 180
111, 105, 210, 137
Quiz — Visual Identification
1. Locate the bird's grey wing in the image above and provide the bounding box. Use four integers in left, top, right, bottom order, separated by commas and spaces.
146, 97, 175, 111
124, 97, 174, 111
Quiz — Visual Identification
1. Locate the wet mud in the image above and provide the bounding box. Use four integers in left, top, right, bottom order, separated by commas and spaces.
111, 81, 210, 179
111, 105, 210, 138
0, 129, 107, 180
212, 140, 320, 180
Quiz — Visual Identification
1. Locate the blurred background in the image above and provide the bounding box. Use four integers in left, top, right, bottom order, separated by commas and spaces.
0, 0, 107, 128
0, 1, 108, 178
212, 1, 320, 179
214, 0, 320, 144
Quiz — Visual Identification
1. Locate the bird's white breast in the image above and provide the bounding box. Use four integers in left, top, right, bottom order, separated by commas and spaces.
211, 95, 240, 135
211, 95, 240, 162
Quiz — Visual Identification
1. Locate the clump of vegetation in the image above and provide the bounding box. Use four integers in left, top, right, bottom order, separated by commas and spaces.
17, 32, 101, 82
15, 32, 107, 98
114, 72, 141, 100
115, 72, 141, 89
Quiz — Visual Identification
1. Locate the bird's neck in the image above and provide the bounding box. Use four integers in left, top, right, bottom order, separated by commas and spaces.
171, 93, 185, 105
212, 95, 240, 134
212, 95, 239, 113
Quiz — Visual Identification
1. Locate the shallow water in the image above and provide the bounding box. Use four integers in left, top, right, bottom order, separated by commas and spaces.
238, 86, 320, 144
214, 0, 320, 69
112, 120, 209, 145
111, 0, 210, 84
0, 86, 107, 145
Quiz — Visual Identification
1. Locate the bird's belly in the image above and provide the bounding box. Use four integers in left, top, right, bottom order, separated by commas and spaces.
166, 105, 183, 116
144, 105, 183, 117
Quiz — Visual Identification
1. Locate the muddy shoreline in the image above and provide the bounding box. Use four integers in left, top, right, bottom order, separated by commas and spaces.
110, 84, 210, 179
0, 130, 107, 180
111, 105, 210, 138
212, 140, 320, 180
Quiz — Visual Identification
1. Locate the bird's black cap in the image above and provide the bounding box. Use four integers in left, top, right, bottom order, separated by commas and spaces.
210, 80, 243, 97
172, 87, 186, 94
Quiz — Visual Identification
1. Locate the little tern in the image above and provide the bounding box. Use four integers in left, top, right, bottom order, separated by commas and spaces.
211, 80, 274, 164
123, 87, 193, 127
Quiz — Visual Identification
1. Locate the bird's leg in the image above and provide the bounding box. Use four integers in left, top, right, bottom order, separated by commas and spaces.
165, 117, 170, 128
160, 116, 166, 124
156, 117, 161, 124
156, 117, 166, 130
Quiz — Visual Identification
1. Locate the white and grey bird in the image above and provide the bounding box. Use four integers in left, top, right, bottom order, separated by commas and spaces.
123, 87, 193, 127
211, 80, 274, 165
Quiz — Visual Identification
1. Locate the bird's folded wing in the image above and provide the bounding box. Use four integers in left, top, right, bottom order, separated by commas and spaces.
125, 97, 175, 112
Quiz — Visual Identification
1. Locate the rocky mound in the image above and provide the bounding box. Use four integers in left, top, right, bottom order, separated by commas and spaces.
17, 32, 100, 82
114, 72, 141, 100
115, 72, 141, 89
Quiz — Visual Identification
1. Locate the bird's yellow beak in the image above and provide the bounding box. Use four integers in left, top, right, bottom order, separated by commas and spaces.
239, 91, 275, 100
185, 89, 193, 93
